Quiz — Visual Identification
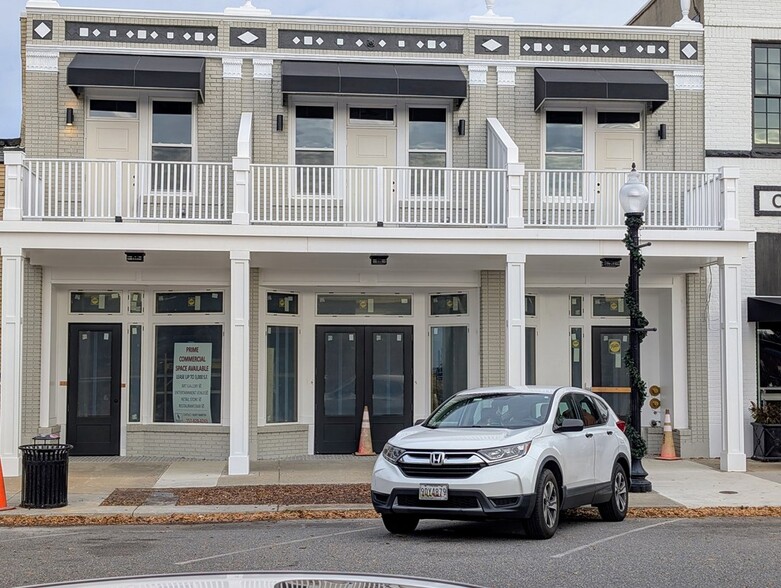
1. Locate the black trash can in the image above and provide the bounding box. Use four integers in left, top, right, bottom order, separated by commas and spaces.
19, 443, 72, 508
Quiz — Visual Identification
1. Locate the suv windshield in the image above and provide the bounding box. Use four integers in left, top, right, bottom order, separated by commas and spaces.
425, 392, 553, 429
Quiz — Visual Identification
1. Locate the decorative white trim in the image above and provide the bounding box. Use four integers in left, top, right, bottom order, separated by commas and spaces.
224, 1, 271, 16
672, 0, 703, 30
253, 58, 273, 80
222, 57, 243, 79
674, 69, 703, 90
26, 0, 60, 8
26, 47, 59, 72
468, 65, 488, 86
470, 0, 514, 24
496, 65, 516, 87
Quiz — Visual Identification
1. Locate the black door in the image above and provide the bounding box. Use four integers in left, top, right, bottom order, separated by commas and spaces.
67, 323, 122, 456
315, 325, 413, 454
591, 326, 631, 422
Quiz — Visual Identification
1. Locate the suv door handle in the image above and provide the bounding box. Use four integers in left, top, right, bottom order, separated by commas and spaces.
607, 431, 614, 435
585, 433, 594, 438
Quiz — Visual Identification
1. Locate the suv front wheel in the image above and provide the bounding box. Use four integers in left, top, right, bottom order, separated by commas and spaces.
523, 468, 560, 540
381, 513, 419, 535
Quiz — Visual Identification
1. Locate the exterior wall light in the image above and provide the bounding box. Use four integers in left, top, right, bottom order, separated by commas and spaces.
125, 252, 146, 263
658, 123, 667, 140
458, 119, 466, 136
370, 255, 388, 266
276, 114, 284, 131
65, 108, 74, 126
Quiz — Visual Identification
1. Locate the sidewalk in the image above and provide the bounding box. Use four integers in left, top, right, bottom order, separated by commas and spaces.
1, 456, 780, 520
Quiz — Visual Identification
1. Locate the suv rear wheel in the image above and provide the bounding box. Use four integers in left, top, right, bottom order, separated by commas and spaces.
381, 513, 419, 535
523, 469, 559, 540
597, 462, 629, 522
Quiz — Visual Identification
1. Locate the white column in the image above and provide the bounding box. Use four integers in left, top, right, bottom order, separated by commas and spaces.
0, 249, 25, 476
507, 163, 525, 229
232, 112, 253, 225
720, 167, 740, 231
506, 254, 526, 387
228, 250, 251, 475
670, 276, 689, 429
3, 151, 25, 221
719, 257, 746, 472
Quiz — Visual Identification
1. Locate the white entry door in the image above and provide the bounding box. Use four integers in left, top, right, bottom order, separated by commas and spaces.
85, 100, 140, 217
346, 115, 397, 222
595, 131, 643, 171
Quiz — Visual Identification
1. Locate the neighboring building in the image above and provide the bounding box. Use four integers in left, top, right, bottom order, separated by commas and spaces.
632, 0, 781, 466
0, 0, 753, 477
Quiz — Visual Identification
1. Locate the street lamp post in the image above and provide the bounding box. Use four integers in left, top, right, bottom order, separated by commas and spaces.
619, 164, 653, 493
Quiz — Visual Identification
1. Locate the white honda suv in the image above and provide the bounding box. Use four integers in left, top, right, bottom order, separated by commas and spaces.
372, 386, 632, 539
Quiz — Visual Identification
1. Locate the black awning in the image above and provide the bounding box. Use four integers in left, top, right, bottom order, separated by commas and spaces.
67, 54, 206, 102
281, 61, 467, 105
748, 297, 781, 322
534, 68, 669, 112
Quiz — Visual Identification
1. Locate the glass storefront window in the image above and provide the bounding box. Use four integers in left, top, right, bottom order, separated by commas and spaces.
758, 325, 781, 403
267, 293, 299, 315
593, 296, 629, 317
70, 291, 121, 313
526, 327, 536, 385
571, 327, 583, 388
154, 325, 222, 423
129, 325, 142, 422
570, 295, 583, 317
130, 292, 144, 314
267, 326, 298, 423
430, 294, 467, 316
372, 332, 405, 416
317, 294, 412, 316
431, 326, 467, 411
156, 292, 224, 314
525, 295, 536, 316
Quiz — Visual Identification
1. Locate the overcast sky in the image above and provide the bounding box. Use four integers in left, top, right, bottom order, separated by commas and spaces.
0, 0, 650, 137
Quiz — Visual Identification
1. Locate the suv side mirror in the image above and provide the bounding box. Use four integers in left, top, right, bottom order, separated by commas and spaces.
414, 419, 425, 426
555, 418, 584, 433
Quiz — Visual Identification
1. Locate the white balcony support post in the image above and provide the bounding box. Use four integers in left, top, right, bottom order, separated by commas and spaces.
719, 257, 746, 472
376, 167, 385, 226
720, 166, 740, 231
232, 113, 253, 225
3, 151, 25, 221
228, 250, 251, 475
507, 163, 525, 229
0, 249, 25, 476
506, 254, 526, 387
115, 160, 123, 219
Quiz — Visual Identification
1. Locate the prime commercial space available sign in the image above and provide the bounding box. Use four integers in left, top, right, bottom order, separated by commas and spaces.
173, 342, 212, 423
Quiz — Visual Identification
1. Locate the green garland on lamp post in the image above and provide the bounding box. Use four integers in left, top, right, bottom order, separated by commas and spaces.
623, 214, 649, 460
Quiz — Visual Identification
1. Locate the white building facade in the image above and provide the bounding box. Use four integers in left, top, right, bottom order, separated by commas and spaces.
0, 0, 753, 476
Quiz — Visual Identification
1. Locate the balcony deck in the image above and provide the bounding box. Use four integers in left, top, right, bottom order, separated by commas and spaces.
5, 156, 730, 231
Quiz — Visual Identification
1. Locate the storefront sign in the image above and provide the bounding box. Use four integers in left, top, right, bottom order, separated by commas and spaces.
755, 186, 781, 216
173, 342, 212, 423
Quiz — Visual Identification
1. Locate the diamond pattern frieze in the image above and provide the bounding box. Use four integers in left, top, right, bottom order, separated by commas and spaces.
33, 20, 53, 40
65, 21, 218, 46
279, 30, 462, 53
521, 37, 669, 59
680, 41, 699, 60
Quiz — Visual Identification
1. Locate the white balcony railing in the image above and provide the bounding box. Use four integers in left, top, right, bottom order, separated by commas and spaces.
4, 153, 736, 231
524, 170, 723, 229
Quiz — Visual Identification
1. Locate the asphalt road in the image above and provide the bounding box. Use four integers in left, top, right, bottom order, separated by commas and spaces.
2, 517, 780, 588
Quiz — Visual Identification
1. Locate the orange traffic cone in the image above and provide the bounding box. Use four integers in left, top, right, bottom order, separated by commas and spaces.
355, 406, 376, 456
0, 458, 15, 511
657, 409, 680, 461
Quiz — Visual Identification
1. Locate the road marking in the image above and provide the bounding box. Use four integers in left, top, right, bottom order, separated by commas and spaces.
175, 524, 379, 565
551, 520, 679, 559
0, 530, 85, 544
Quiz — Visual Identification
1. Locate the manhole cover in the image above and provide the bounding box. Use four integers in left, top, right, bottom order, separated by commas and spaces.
719, 491, 739, 495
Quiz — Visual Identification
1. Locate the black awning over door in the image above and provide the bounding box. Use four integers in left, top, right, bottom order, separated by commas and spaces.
67, 54, 206, 101
534, 68, 669, 111
281, 61, 467, 105
748, 297, 781, 322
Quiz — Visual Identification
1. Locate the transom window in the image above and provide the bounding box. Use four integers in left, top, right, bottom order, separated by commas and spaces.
754, 43, 781, 148
88, 99, 137, 119
349, 107, 394, 123
545, 111, 583, 171
597, 112, 640, 129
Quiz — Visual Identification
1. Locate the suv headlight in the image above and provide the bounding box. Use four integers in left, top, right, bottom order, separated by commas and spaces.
382, 443, 405, 464
478, 442, 531, 464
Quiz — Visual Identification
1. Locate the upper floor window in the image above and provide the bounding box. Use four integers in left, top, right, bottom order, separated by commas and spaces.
754, 44, 781, 149
295, 106, 334, 165
409, 108, 447, 167
545, 111, 583, 170
152, 101, 192, 162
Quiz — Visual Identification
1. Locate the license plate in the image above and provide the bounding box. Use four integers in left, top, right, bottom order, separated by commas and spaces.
419, 484, 448, 501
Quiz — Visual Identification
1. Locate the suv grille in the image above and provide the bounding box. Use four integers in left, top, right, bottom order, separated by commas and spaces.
396, 494, 480, 509
397, 463, 484, 478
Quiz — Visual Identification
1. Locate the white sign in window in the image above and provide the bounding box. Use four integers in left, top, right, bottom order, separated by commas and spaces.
755, 186, 781, 216
173, 342, 213, 424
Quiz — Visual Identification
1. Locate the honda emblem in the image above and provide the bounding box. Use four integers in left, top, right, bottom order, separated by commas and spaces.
430, 452, 445, 466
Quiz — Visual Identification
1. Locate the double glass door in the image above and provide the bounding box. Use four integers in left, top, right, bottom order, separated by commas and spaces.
315, 325, 413, 454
